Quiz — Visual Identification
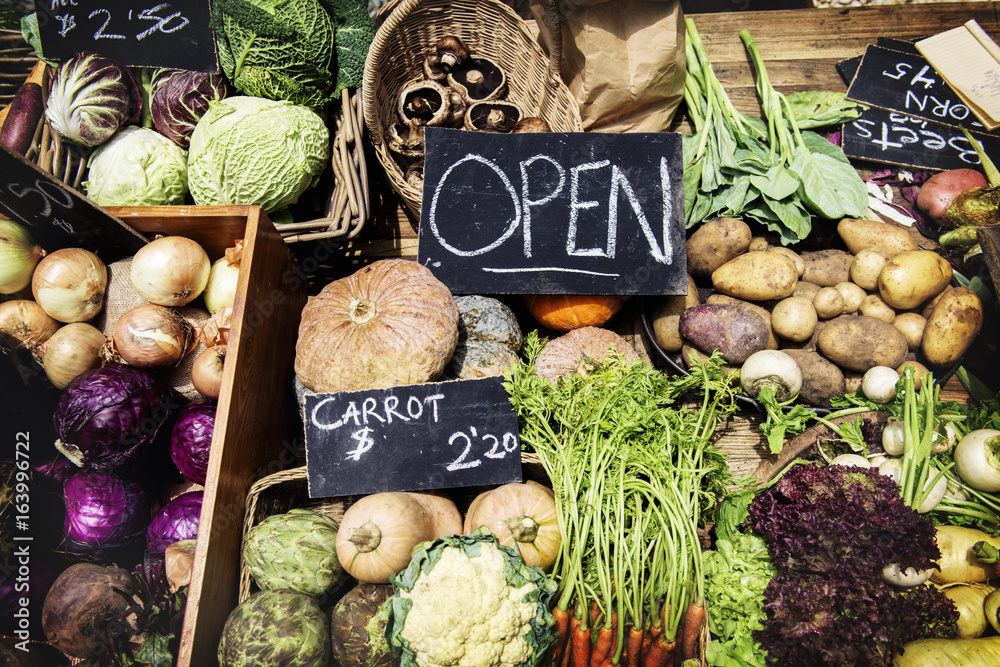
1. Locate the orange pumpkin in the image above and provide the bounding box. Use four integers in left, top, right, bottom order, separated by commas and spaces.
522, 294, 626, 332
534, 326, 639, 383
294, 258, 459, 393
463, 481, 560, 571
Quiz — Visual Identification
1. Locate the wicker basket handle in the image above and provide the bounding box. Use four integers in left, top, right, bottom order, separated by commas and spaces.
536, 0, 563, 82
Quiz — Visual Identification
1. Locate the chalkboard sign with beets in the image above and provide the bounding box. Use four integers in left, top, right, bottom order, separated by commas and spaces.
303, 377, 523, 498
417, 127, 688, 297
0, 145, 148, 260
35, 0, 217, 72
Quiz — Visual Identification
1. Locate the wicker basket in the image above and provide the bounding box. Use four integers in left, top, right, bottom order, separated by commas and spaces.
278, 87, 371, 244
238, 453, 551, 603
0, 27, 35, 106
362, 0, 582, 219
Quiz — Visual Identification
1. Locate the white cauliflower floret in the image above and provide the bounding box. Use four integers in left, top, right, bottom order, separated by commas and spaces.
399, 541, 537, 667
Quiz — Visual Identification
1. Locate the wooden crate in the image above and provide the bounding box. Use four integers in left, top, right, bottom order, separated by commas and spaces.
102, 206, 309, 666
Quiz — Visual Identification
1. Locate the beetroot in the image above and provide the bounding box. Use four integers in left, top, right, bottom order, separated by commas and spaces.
41, 562, 139, 658
915, 168, 988, 224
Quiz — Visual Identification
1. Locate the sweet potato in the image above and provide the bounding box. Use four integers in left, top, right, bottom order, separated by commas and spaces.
679, 303, 770, 364
0, 81, 43, 156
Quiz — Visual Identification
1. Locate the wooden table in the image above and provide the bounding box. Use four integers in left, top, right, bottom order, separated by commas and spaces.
296, 2, 991, 481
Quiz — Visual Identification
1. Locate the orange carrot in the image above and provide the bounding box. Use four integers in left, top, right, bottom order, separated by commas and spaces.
641, 623, 660, 666
626, 626, 643, 667
570, 612, 591, 667
643, 634, 676, 667
590, 612, 617, 667
680, 602, 706, 661
552, 606, 571, 666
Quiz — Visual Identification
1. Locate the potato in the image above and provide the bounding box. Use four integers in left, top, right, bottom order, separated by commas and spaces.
897, 359, 929, 387
686, 217, 752, 279
850, 246, 892, 291
922, 286, 984, 368
834, 281, 866, 314
817, 315, 909, 372
748, 236, 772, 252
679, 303, 770, 364
705, 293, 779, 350
767, 247, 805, 278
922, 286, 953, 319
858, 294, 896, 323
781, 348, 846, 407
771, 296, 818, 343
916, 168, 989, 223
650, 274, 700, 353
800, 249, 854, 287
893, 312, 927, 350
712, 251, 798, 301
793, 280, 822, 301
843, 369, 863, 394
878, 249, 953, 310
812, 287, 845, 319
837, 218, 920, 257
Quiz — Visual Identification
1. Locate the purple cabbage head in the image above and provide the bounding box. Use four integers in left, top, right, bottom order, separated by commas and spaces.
62, 469, 149, 556
53, 364, 178, 471
45, 51, 141, 146
150, 68, 230, 148
146, 490, 203, 556
170, 402, 216, 485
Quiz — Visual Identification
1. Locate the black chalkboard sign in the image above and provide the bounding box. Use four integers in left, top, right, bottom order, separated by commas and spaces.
842, 107, 1000, 171
35, 0, 217, 72
846, 44, 994, 135
417, 127, 687, 296
303, 377, 523, 498
0, 146, 148, 260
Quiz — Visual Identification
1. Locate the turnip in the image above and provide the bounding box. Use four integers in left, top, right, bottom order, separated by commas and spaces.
954, 429, 1000, 492
830, 453, 871, 468
739, 349, 803, 402
861, 365, 899, 404
882, 419, 905, 456
880, 562, 933, 588
877, 457, 947, 513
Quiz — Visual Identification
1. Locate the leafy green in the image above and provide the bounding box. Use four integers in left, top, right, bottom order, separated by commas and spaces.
212, 0, 373, 109
784, 91, 867, 129
683, 22, 869, 244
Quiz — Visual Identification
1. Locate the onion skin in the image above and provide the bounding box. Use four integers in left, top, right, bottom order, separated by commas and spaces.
111, 303, 199, 368
191, 344, 226, 399
40, 322, 107, 389
31, 248, 108, 323
129, 235, 211, 307
0, 299, 60, 349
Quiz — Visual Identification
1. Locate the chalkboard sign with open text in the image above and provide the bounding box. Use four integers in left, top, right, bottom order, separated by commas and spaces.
303, 377, 523, 498
0, 146, 148, 260
417, 127, 687, 297
35, 0, 217, 72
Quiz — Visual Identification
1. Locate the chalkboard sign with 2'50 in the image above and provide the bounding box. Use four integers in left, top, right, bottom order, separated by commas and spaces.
417, 127, 687, 297
35, 0, 217, 72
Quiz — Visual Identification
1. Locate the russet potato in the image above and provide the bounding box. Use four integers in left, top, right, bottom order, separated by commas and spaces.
817, 315, 909, 372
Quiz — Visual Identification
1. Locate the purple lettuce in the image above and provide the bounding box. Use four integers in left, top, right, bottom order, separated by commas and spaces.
150, 68, 230, 148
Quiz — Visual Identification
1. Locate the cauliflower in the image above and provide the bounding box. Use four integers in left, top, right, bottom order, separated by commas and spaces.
386, 529, 557, 667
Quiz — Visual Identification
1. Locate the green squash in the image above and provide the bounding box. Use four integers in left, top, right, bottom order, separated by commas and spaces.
441, 295, 522, 380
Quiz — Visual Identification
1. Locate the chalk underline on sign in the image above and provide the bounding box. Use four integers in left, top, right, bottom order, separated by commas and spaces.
482, 267, 621, 277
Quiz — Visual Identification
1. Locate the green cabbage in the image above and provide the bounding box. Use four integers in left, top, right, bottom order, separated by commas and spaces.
186, 96, 330, 213
84, 127, 188, 206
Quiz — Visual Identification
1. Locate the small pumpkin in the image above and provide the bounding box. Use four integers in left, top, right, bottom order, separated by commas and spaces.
523, 294, 626, 332
535, 326, 639, 383
463, 480, 560, 571
441, 295, 522, 380
295, 259, 459, 393
335, 491, 462, 584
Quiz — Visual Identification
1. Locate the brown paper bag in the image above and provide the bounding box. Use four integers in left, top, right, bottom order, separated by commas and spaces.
530, 0, 686, 133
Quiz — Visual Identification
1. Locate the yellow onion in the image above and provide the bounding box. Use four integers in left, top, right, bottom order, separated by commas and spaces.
31, 248, 108, 323
202, 242, 243, 314
191, 344, 226, 399
0, 299, 60, 350
37, 322, 106, 389
130, 236, 211, 306
110, 304, 199, 368
0, 219, 45, 294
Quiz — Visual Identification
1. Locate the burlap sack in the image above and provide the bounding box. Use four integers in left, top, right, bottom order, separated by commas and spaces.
530, 0, 686, 133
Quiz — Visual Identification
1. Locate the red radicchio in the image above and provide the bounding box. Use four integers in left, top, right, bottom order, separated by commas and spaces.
52, 364, 179, 471
62, 469, 149, 556
169, 402, 216, 485
146, 490, 202, 556
150, 69, 230, 149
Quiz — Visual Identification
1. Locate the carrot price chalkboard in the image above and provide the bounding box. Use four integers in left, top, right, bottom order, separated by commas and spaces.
34, 0, 217, 72
0, 145, 147, 260
417, 127, 687, 297
303, 377, 523, 498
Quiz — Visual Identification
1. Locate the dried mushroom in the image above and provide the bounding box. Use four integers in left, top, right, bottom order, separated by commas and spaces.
513, 117, 551, 133
448, 57, 507, 103
388, 123, 426, 157
397, 79, 451, 127
464, 100, 522, 133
